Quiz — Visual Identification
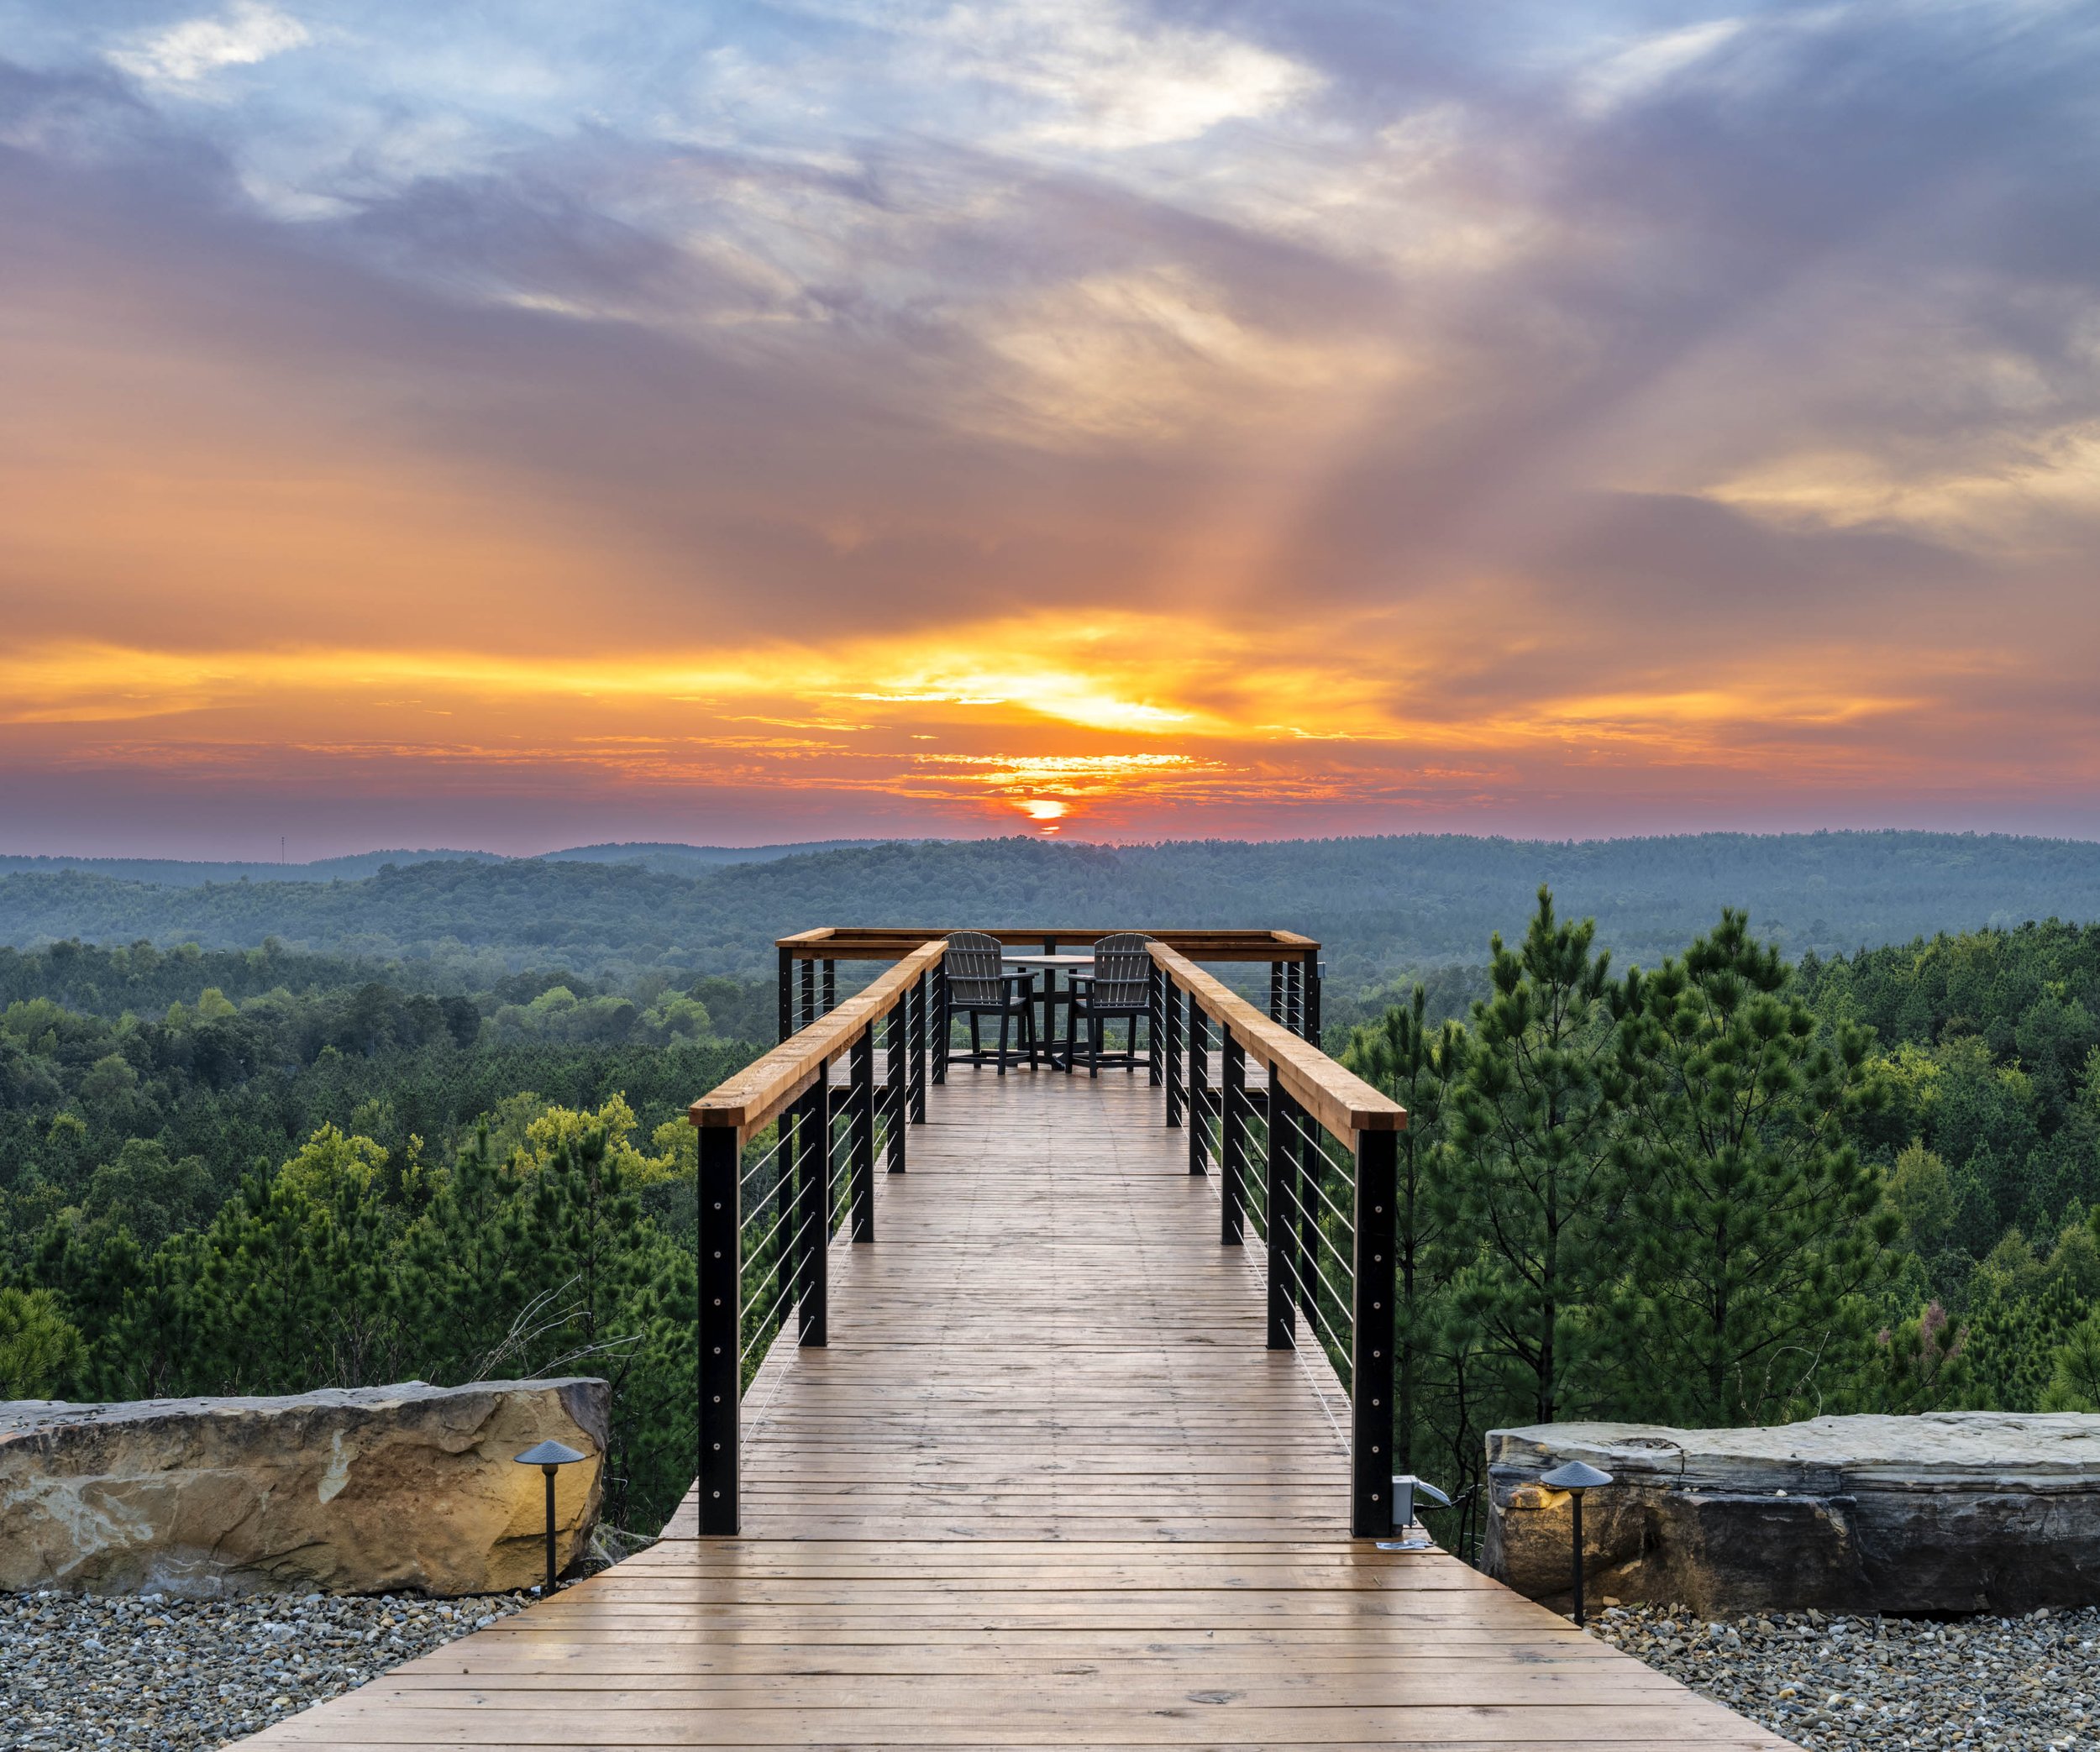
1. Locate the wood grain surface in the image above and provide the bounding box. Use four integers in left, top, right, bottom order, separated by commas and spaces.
240, 1070, 1793, 1752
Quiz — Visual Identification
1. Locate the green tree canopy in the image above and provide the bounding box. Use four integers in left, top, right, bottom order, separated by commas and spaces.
1613, 910, 1896, 1424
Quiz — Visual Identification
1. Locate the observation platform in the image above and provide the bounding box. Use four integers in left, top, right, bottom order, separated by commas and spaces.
244, 931, 1793, 1751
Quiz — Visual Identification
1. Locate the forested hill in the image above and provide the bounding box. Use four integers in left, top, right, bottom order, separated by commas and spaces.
0, 839, 884, 888
4, 831, 2099, 991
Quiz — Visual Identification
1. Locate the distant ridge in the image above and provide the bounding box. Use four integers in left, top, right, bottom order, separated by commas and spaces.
0, 848, 505, 887
538, 840, 902, 874
3, 831, 2098, 989
0, 840, 905, 888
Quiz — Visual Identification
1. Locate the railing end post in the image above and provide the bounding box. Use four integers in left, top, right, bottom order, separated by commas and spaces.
1351, 1125, 1399, 1538
696, 1123, 742, 1534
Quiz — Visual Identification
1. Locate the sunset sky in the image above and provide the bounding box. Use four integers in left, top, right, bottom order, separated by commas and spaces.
3, 1, 2096, 856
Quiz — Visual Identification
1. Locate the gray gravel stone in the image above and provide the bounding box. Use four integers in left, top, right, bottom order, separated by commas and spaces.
0, 1586, 529, 1749
1594, 1598, 2100, 1750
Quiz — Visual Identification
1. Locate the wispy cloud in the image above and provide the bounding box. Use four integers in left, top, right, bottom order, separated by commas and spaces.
1571, 16, 1746, 116
107, 1, 310, 89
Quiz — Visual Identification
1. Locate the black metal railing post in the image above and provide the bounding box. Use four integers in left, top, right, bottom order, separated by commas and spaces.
911, 971, 929, 1118
1305, 952, 1323, 1045
1187, 997, 1209, 1175
1265, 1086, 1299, 1349
1163, 976, 1183, 1127
777, 948, 794, 1043
696, 1124, 740, 1532
886, 1000, 907, 1172
795, 1080, 829, 1345
851, 1029, 876, 1240
1220, 1033, 1246, 1245
1039, 936, 1057, 1075
932, 965, 949, 1085
800, 958, 816, 1029
1352, 1126, 1398, 1536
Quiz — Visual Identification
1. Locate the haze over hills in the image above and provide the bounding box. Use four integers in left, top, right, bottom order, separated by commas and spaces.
537, 841, 895, 874
0, 841, 894, 887
3, 832, 2098, 995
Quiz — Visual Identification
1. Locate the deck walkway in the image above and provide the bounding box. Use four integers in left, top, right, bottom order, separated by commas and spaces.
247, 1068, 1793, 1750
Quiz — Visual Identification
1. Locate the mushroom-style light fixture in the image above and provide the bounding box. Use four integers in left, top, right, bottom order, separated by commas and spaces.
1538, 1459, 1614, 1628
514, 1440, 588, 1596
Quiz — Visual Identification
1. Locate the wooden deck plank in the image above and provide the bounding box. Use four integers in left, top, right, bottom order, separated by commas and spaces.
239, 1068, 1792, 1752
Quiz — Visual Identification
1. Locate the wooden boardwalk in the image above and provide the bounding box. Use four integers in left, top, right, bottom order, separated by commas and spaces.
246, 1068, 1793, 1750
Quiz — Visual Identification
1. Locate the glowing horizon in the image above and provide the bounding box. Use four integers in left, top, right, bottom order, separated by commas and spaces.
3, 2, 2097, 859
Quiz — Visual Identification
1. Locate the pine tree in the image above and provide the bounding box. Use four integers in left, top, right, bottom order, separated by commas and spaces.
1964, 1272, 2087, 1408
183, 1127, 406, 1393
0, 1285, 86, 1397
1614, 910, 1895, 1424
1446, 887, 1624, 1424
2045, 1308, 2100, 1411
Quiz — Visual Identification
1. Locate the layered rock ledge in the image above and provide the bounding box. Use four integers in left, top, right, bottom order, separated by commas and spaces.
0, 1377, 607, 1597
1484, 1412, 2100, 1615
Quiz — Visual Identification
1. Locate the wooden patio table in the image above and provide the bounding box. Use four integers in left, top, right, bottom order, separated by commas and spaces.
1000, 951, 1095, 1071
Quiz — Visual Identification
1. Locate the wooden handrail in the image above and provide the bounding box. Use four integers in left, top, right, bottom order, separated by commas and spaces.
1147, 943, 1404, 1142
693, 940, 946, 1142
778, 927, 1319, 963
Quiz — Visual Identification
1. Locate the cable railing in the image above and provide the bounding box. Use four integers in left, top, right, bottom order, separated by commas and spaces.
688, 937, 944, 1534
777, 926, 1320, 1050
1151, 942, 1409, 1538
693, 923, 1397, 1539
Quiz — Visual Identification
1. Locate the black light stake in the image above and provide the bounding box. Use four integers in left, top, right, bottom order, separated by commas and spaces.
1538, 1460, 1614, 1628
514, 1440, 587, 1596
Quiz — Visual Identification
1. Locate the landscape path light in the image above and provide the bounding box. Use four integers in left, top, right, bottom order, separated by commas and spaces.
1538, 1459, 1613, 1629
514, 1440, 588, 1597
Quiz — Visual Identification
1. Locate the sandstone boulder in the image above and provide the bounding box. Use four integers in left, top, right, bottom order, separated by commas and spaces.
0, 1377, 608, 1597
1483, 1413, 2100, 1616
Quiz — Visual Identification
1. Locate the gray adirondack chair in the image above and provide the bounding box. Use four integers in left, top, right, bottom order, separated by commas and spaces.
942, 931, 1038, 1073
1068, 933, 1153, 1077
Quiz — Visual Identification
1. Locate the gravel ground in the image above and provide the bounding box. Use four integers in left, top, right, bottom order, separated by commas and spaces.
1595, 1601, 2100, 1751
12, 1582, 2093, 1751
0, 1588, 530, 1750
